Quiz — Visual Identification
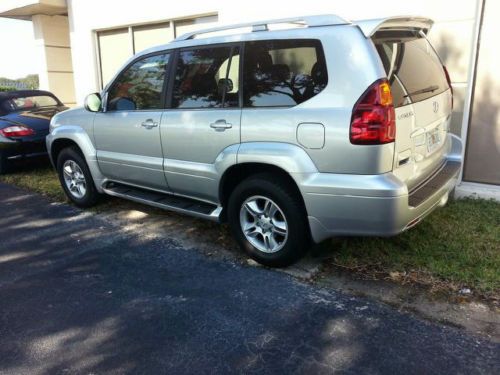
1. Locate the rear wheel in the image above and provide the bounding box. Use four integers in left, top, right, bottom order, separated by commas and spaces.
56, 147, 99, 207
228, 173, 310, 267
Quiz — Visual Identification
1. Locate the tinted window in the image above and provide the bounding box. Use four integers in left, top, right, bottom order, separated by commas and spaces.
108, 53, 169, 111
243, 39, 327, 107
172, 46, 240, 109
375, 36, 449, 107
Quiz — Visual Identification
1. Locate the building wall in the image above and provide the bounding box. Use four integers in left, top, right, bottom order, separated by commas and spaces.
32, 14, 76, 105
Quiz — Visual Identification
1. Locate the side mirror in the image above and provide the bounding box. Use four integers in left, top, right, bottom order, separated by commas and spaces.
84, 93, 102, 112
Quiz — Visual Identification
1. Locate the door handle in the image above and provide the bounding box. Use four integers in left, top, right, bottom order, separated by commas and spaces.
210, 119, 232, 131
141, 119, 158, 129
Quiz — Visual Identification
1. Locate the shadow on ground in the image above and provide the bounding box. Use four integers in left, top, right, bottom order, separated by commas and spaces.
0, 185, 499, 374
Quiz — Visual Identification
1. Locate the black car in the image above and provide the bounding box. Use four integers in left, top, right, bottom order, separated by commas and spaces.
0, 90, 67, 173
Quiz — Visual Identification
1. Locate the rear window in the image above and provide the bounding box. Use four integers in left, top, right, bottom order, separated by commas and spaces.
375, 35, 449, 107
243, 39, 328, 107
3, 95, 59, 112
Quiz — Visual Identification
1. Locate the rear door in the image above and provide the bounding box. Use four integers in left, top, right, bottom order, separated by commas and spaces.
374, 33, 453, 190
161, 44, 241, 202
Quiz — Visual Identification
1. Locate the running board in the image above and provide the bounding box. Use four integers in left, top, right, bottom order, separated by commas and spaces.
102, 182, 221, 221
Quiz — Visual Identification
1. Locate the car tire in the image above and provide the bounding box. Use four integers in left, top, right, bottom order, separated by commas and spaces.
56, 146, 100, 207
227, 173, 310, 267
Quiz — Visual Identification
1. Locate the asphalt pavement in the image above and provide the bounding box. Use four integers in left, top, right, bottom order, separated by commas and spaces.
0, 183, 498, 374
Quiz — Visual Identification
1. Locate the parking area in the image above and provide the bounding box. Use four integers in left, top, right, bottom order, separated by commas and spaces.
1, 183, 499, 373
2, 161, 499, 298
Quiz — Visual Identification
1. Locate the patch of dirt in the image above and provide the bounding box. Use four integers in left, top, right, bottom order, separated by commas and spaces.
313, 265, 500, 342
317, 260, 499, 305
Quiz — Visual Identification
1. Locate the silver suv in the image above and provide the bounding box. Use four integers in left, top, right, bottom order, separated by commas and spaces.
47, 15, 462, 266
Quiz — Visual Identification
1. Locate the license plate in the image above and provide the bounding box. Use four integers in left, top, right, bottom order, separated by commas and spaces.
427, 128, 441, 153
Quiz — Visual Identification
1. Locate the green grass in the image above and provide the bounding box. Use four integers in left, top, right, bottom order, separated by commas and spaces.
1, 162, 499, 295
328, 198, 500, 295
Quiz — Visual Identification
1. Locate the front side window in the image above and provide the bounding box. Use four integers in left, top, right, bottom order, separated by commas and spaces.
172, 46, 240, 109
243, 39, 328, 107
107, 53, 170, 111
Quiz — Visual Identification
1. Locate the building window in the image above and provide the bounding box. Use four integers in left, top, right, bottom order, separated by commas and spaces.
97, 15, 218, 88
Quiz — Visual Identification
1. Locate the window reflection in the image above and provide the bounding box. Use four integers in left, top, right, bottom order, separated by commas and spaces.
108, 53, 169, 111
243, 39, 328, 107
172, 47, 240, 109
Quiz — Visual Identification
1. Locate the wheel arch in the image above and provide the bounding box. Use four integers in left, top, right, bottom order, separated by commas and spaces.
50, 138, 81, 165
47, 125, 105, 192
218, 142, 318, 220
219, 162, 308, 222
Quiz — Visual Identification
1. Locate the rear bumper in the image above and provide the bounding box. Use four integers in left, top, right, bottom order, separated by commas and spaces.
0, 137, 47, 160
301, 134, 462, 243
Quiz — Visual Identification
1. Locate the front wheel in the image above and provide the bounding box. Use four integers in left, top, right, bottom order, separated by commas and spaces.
57, 147, 99, 207
228, 173, 310, 267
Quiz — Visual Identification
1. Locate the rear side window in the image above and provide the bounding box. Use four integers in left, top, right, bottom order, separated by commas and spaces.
243, 39, 327, 107
172, 46, 240, 109
375, 36, 449, 107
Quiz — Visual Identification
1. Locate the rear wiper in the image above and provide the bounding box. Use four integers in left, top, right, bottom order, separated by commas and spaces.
403, 85, 439, 98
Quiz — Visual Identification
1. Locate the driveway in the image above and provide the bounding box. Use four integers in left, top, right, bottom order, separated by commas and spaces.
0, 183, 498, 374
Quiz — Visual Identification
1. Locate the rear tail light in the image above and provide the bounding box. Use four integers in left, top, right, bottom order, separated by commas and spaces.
443, 65, 453, 109
0, 125, 36, 137
350, 79, 395, 145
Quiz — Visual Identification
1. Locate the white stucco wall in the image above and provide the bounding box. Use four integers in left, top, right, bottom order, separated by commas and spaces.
32, 14, 76, 105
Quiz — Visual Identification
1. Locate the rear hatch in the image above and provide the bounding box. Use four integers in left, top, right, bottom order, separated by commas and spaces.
373, 30, 453, 191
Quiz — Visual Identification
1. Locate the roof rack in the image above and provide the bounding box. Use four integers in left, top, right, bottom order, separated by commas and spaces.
174, 14, 350, 41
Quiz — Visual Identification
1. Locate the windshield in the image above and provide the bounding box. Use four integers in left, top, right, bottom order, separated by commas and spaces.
374, 35, 449, 108
1, 95, 59, 113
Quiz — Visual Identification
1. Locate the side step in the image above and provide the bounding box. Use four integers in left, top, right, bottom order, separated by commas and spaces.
102, 182, 221, 221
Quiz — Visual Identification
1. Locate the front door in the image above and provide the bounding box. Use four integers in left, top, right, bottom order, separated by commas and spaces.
162, 45, 241, 202
94, 52, 171, 191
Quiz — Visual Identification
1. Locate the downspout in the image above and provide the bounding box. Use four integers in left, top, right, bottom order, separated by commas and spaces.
458, 0, 485, 182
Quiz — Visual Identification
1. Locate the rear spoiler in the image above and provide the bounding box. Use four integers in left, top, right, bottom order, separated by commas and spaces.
355, 16, 434, 38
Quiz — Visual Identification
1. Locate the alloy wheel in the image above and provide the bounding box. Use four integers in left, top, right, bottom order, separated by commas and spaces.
239, 195, 288, 253
62, 160, 87, 199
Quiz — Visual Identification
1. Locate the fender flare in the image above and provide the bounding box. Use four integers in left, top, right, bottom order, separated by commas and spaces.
47, 125, 106, 192
217, 142, 319, 204
236, 142, 318, 173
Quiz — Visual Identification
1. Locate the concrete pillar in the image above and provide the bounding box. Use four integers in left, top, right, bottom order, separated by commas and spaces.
32, 14, 76, 106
